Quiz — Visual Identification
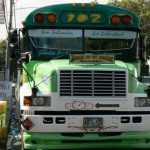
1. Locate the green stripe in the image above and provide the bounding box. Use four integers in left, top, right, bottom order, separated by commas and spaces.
23, 131, 150, 149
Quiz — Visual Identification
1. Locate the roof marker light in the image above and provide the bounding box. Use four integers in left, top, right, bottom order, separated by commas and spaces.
90, 3, 95, 7
35, 13, 45, 23
48, 13, 57, 23
22, 118, 34, 130
122, 15, 132, 24
73, 3, 77, 7
111, 15, 121, 25
82, 3, 86, 7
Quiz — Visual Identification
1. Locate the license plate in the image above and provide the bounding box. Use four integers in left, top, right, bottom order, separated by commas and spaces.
83, 117, 103, 128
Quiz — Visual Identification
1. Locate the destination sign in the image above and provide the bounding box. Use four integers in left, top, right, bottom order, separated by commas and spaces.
61, 11, 106, 24
70, 54, 114, 64
85, 30, 137, 39
28, 29, 82, 38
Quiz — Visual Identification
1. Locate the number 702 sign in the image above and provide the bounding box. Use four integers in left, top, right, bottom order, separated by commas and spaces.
61, 12, 106, 24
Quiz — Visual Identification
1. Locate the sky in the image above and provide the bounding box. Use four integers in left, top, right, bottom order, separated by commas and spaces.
0, 0, 110, 39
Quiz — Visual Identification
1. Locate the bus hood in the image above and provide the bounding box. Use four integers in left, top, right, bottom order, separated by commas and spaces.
33, 59, 140, 93
34, 59, 136, 72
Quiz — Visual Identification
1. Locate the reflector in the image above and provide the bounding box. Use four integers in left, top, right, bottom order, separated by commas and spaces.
22, 118, 34, 130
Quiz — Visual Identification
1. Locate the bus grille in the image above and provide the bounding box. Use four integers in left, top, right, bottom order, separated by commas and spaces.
59, 70, 127, 97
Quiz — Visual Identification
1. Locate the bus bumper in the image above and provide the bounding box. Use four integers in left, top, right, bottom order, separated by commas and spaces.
23, 131, 150, 149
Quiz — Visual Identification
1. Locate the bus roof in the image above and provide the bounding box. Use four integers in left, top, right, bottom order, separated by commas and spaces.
23, 3, 140, 30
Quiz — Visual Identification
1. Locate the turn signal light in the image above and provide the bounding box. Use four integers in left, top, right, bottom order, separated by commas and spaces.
48, 13, 57, 23
122, 15, 132, 24
82, 3, 86, 7
111, 15, 121, 24
35, 13, 45, 23
24, 97, 32, 106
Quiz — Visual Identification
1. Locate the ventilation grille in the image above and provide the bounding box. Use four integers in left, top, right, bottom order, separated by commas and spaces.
59, 70, 127, 97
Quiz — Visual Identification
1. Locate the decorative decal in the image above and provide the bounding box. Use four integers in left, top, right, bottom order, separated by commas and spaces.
77, 14, 88, 22
70, 54, 114, 64
65, 101, 94, 110
62, 12, 105, 24
39, 73, 51, 84
68, 125, 118, 132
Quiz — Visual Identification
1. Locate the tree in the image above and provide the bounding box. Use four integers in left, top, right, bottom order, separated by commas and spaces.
0, 39, 6, 70
108, 0, 150, 54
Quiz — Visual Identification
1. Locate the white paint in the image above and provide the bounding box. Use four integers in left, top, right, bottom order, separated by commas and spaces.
22, 114, 150, 132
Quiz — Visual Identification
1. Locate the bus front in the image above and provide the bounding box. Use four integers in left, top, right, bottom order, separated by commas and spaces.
19, 3, 150, 149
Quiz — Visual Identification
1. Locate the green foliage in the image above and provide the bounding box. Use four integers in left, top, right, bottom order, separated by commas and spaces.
108, 0, 150, 54
0, 39, 6, 70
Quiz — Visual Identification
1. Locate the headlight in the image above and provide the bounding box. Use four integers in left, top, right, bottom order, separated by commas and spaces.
32, 97, 45, 106
135, 97, 150, 107
24, 96, 51, 106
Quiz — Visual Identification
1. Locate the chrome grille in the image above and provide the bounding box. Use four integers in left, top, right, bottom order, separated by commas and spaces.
59, 70, 127, 97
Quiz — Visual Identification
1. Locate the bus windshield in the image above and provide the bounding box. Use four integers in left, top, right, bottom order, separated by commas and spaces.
30, 37, 82, 51
28, 29, 82, 58
27, 29, 137, 61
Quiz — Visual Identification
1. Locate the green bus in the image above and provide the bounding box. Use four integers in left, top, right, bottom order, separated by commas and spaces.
14, 2, 150, 149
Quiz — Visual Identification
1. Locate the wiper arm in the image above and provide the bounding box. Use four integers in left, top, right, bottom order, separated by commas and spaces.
86, 49, 102, 52
50, 53, 69, 61
85, 48, 130, 52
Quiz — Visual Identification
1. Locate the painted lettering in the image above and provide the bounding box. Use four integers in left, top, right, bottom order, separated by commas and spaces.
52, 30, 73, 35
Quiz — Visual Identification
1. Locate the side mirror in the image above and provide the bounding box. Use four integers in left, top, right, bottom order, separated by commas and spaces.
142, 76, 150, 97
9, 43, 19, 58
17, 52, 31, 64
9, 29, 18, 44
9, 29, 19, 58
144, 36, 150, 49
142, 76, 150, 85
19, 52, 31, 64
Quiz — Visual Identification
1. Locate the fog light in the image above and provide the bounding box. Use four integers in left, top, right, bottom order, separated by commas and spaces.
135, 97, 150, 107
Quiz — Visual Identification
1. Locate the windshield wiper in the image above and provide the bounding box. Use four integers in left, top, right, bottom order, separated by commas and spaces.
85, 48, 130, 52
85, 49, 104, 52
49, 53, 69, 61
